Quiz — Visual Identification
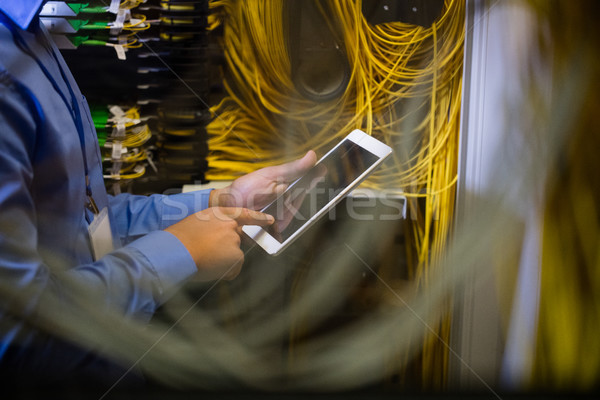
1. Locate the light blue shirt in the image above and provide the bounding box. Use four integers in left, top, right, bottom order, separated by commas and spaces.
0, 5, 208, 377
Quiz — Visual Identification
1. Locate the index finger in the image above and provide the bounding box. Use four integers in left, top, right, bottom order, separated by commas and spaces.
232, 208, 275, 227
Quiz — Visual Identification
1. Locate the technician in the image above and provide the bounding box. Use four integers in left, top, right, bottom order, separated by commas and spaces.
0, 0, 316, 388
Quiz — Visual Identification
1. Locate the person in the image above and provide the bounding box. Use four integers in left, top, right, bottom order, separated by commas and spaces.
0, 0, 317, 389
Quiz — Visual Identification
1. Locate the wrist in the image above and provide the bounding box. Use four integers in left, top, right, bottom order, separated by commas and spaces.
209, 187, 236, 208
209, 188, 220, 208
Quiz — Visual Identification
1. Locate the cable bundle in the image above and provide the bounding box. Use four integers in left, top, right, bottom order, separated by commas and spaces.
92, 105, 154, 192
139, 0, 216, 187
40, 0, 151, 57
57, 1, 218, 193
207, 0, 464, 388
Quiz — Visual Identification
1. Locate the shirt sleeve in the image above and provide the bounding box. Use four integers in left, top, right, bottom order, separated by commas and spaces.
107, 189, 212, 242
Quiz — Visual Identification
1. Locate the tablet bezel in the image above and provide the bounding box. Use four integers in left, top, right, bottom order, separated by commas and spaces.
242, 129, 392, 256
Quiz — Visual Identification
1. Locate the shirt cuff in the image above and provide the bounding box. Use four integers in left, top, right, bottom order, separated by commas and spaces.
127, 230, 197, 303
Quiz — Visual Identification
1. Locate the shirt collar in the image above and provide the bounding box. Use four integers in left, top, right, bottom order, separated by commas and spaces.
0, 0, 45, 30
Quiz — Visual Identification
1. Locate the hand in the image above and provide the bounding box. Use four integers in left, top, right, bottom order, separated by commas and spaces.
165, 207, 274, 281
209, 151, 317, 211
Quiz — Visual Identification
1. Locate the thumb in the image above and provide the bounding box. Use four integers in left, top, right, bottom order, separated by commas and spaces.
269, 150, 317, 182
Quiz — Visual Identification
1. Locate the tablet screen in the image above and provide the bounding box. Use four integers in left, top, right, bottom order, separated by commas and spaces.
262, 139, 380, 243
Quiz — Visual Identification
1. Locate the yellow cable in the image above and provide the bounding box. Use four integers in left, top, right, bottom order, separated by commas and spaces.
207, 0, 465, 388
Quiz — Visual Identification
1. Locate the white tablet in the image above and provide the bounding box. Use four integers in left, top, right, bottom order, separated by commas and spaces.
242, 129, 393, 256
